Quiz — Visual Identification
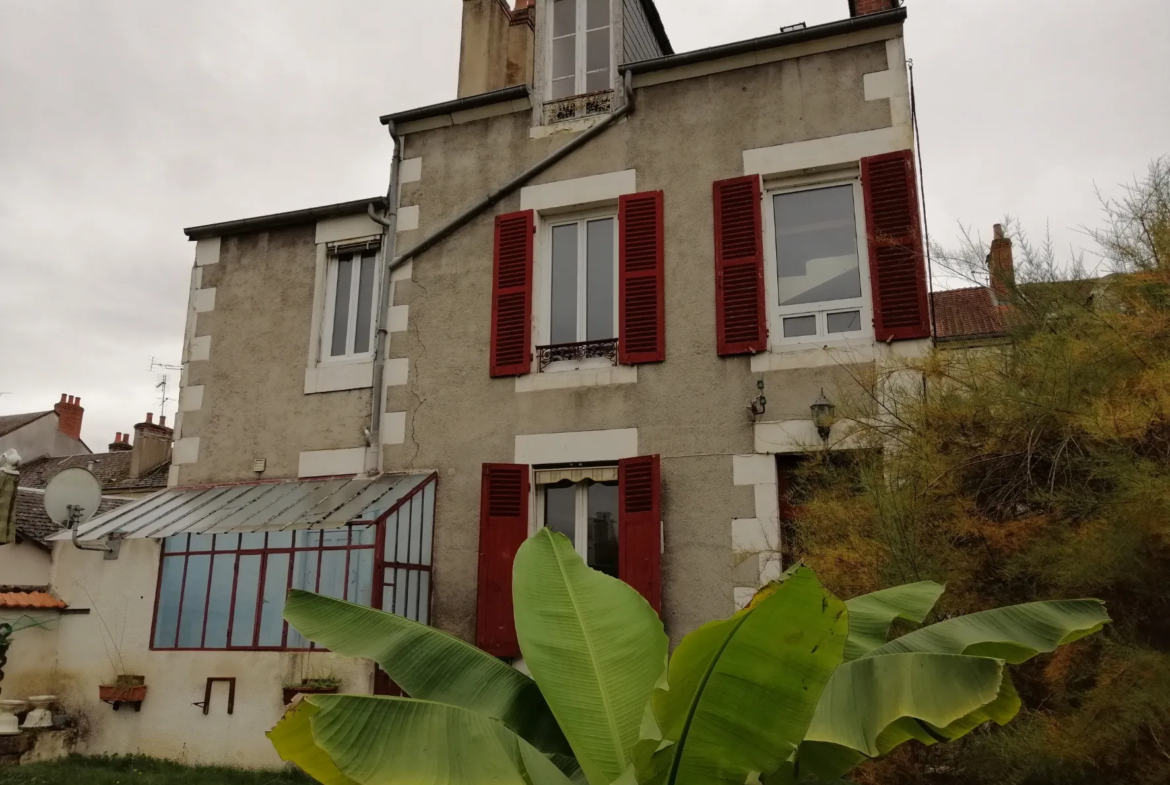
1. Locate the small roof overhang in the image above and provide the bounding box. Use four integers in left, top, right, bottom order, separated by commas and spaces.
52, 473, 433, 542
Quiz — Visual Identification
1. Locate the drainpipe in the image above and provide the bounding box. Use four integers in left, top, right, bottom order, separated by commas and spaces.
365, 71, 636, 474
365, 121, 403, 474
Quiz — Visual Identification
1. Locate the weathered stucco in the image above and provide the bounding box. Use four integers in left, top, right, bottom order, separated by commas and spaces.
0, 541, 51, 586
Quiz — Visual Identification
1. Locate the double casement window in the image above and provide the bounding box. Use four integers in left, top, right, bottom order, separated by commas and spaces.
151, 476, 435, 651
712, 150, 932, 355
476, 457, 661, 657
767, 182, 870, 344
550, 0, 612, 99
323, 250, 378, 361
489, 192, 665, 377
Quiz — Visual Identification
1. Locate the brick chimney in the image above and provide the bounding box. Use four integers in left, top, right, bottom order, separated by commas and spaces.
849, 0, 902, 16
458, 0, 534, 98
988, 223, 1015, 305
129, 412, 173, 480
108, 432, 133, 452
54, 394, 84, 441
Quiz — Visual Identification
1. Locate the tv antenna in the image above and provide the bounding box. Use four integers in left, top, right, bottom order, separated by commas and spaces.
148, 357, 182, 422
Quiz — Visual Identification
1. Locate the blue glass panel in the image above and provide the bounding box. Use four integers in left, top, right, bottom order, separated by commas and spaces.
164, 534, 188, 553
231, 555, 261, 647
258, 553, 290, 647
153, 556, 184, 648
203, 554, 236, 648
352, 549, 374, 607
187, 534, 214, 552
318, 549, 347, 600
214, 533, 239, 551
291, 549, 319, 593
267, 531, 293, 549
240, 532, 266, 550
177, 554, 211, 647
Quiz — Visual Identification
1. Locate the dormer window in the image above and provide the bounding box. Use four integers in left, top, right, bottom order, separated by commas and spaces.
550, 0, 612, 100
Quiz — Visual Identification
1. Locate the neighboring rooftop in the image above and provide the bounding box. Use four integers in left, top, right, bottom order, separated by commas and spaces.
932, 287, 1009, 341
0, 411, 51, 437
19, 452, 170, 494
13, 488, 130, 547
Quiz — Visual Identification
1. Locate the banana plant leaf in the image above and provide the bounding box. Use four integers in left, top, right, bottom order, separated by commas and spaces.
867, 599, 1110, 663
514, 529, 668, 785
283, 589, 570, 756
843, 582, 944, 661
794, 653, 1014, 782
270, 694, 576, 785
645, 566, 847, 785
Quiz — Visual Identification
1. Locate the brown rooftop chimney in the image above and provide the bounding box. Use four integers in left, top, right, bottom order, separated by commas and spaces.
54, 394, 84, 441
130, 412, 173, 480
458, 0, 533, 98
109, 432, 132, 452
988, 223, 1015, 305
849, 0, 901, 16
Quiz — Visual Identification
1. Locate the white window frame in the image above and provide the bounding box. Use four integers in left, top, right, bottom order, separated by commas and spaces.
762, 179, 874, 350
535, 207, 620, 372
532, 472, 619, 565
320, 251, 379, 364
546, 0, 615, 100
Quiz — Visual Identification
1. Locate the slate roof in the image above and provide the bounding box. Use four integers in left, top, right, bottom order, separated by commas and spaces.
0, 411, 51, 438
932, 287, 1010, 341
14, 488, 130, 545
19, 452, 169, 493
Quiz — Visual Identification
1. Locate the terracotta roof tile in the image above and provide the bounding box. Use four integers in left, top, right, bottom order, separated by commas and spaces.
0, 591, 66, 610
932, 286, 1010, 340
0, 411, 51, 438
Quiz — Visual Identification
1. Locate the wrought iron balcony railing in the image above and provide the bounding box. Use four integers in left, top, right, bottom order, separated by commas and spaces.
536, 338, 618, 371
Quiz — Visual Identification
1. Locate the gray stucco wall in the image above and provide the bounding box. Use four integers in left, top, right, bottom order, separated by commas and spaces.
0, 414, 90, 462
175, 32, 901, 647
623, 0, 663, 64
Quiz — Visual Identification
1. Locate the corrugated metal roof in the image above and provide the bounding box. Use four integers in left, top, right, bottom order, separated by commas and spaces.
53, 473, 434, 542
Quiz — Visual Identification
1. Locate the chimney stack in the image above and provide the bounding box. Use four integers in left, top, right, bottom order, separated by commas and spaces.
457, 0, 534, 98
109, 432, 133, 452
54, 394, 84, 441
848, 0, 901, 17
988, 224, 1015, 305
130, 412, 173, 480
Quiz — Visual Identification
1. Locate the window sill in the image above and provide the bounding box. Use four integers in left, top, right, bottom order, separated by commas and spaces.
749, 339, 876, 372
304, 360, 374, 394
516, 364, 637, 393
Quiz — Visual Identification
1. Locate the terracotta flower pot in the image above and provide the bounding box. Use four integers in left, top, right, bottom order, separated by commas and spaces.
99, 683, 147, 711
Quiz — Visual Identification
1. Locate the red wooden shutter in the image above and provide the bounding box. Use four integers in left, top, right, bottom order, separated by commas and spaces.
861, 150, 931, 341
490, 210, 534, 376
713, 176, 767, 355
619, 191, 666, 364
619, 455, 662, 614
476, 464, 529, 656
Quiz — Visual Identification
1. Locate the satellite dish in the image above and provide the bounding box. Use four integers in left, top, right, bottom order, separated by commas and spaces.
44, 467, 102, 527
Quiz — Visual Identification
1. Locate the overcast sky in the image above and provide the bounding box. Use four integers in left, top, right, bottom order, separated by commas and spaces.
1, 0, 1166, 451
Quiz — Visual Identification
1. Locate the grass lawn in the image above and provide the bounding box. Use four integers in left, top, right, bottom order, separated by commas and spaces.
0, 755, 313, 784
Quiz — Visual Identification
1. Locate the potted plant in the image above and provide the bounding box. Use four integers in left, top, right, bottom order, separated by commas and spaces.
282, 675, 341, 706
98, 674, 147, 711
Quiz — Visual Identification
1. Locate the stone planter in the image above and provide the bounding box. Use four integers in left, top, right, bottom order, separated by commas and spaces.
0, 701, 25, 736
281, 684, 338, 705
20, 696, 55, 730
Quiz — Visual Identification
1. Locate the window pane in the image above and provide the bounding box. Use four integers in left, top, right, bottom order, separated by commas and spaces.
394, 568, 410, 617
420, 482, 435, 566
292, 549, 319, 593
384, 510, 401, 562
214, 533, 239, 551
267, 531, 293, 549
296, 530, 321, 548
350, 548, 374, 607
203, 554, 236, 649
240, 532, 266, 550
552, 0, 576, 37
231, 554, 262, 647
188, 533, 214, 552
153, 556, 185, 648
586, 68, 610, 93
552, 36, 576, 81
330, 256, 353, 356
318, 549, 347, 600
587, 0, 609, 28
586, 218, 615, 340
417, 572, 431, 625
408, 494, 424, 564
773, 186, 861, 306
550, 223, 579, 344
164, 534, 188, 553
586, 28, 609, 73
177, 554, 211, 647
587, 481, 619, 577
544, 482, 577, 543
782, 315, 818, 338
353, 523, 377, 547
552, 76, 576, 100
354, 253, 376, 355
321, 529, 350, 547
826, 310, 863, 333
258, 553, 290, 646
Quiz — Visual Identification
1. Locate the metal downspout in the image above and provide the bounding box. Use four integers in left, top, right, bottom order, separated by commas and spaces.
365, 120, 402, 474
365, 71, 636, 473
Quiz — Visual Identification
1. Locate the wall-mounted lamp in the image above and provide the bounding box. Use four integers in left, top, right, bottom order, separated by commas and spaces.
810, 389, 836, 442
749, 379, 767, 418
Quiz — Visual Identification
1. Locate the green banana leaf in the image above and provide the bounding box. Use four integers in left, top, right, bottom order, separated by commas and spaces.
795, 653, 1014, 782
843, 582, 945, 661
513, 529, 668, 785
283, 589, 570, 756
646, 566, 847, 785
868, 599, 1110, 663
271, 694, 576, 785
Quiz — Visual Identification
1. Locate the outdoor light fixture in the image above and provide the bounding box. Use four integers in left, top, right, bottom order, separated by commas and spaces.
810, 389, 836, 442
749, 379, 767, 417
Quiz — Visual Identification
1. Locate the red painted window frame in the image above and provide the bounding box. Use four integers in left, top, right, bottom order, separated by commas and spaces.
148, 474, 438, 652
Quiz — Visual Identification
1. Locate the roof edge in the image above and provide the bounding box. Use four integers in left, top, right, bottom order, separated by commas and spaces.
184, 196, 387, 241
379, 84, 530, 127
620, 7, 906, 76
639, 0, 674, 56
